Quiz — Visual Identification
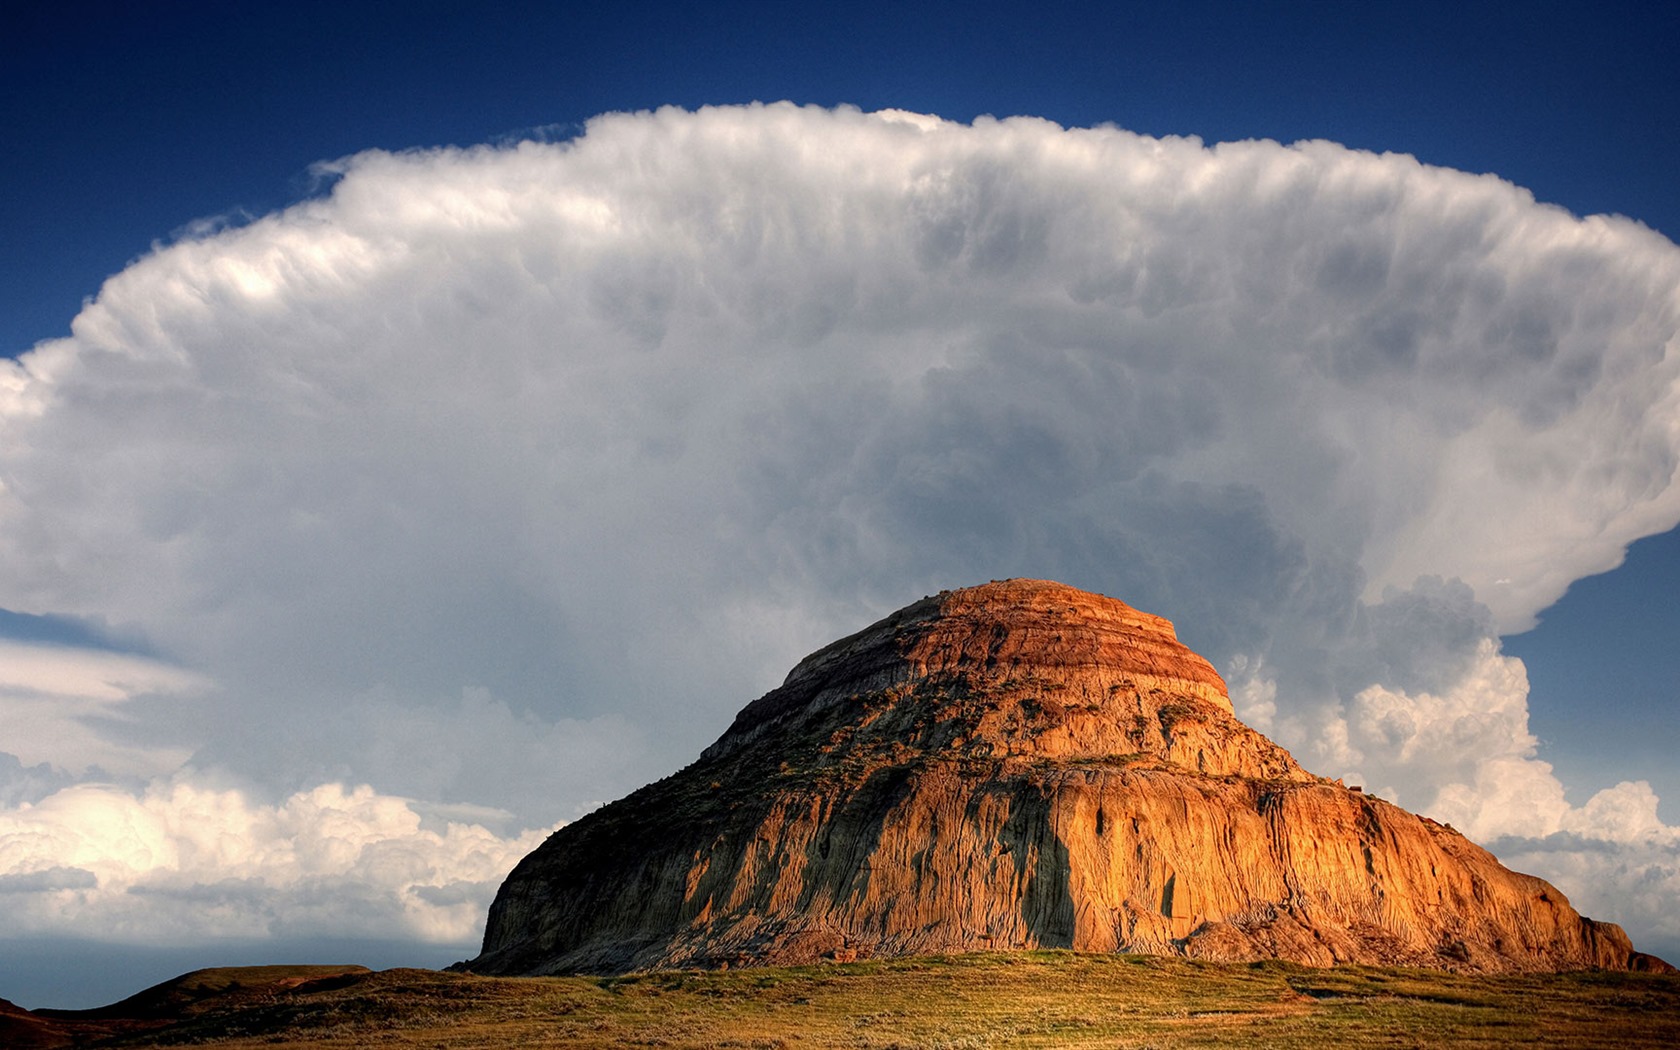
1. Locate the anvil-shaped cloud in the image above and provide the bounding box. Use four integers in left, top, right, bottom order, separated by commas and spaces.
1, 104, 1677, 961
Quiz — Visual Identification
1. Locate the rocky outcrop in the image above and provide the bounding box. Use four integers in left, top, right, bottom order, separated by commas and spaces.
467, 579, 1668, 975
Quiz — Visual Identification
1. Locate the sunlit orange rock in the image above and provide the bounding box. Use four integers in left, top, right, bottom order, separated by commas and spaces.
468, 579, 1669, 975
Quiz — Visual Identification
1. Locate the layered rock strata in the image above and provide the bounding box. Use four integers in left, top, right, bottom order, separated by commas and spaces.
468, 579, 1666, 975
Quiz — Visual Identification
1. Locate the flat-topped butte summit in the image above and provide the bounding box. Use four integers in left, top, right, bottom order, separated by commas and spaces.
465, 579, 1671, 977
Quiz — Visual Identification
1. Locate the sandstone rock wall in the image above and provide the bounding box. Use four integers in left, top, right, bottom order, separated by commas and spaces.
469, 580, 1660, 976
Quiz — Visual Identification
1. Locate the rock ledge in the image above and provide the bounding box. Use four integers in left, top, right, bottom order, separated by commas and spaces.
467, 580, 1668, 976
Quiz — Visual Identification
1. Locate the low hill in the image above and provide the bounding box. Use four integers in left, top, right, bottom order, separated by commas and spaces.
3, 954, 1678, 1048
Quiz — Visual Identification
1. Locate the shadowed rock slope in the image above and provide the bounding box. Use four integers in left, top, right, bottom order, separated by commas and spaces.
467, 579, 1669, 976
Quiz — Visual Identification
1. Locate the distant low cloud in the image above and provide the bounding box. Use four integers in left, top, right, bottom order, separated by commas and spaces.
0, 640, 205, 776
1, 104, 1677, 952
0, 865, 96, 894
0, 777, 554, 943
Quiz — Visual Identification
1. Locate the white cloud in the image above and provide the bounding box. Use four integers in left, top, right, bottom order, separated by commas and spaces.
1334, 639, 1548, 834
0, 776, 555, 944
1273, 634, 1680, 946
1492, 782, 1680, 963
0, 640, 206, 777
0, 104, 1678, 954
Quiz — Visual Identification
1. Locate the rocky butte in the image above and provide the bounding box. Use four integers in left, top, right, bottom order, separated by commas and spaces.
464, 579, 1672, 976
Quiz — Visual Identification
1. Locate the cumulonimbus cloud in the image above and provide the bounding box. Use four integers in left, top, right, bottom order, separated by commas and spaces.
1, 104, 1677, 954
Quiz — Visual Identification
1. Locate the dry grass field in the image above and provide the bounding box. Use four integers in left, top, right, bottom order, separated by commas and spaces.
12, 951, 1677, 1049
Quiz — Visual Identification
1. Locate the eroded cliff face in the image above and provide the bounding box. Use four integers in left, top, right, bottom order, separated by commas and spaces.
468, 580, 1664, 976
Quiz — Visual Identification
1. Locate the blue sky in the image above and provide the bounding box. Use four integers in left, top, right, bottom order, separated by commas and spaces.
2, 0, 1678, 1007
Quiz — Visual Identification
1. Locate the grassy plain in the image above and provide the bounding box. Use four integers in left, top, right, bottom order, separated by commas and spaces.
25, 951, 1672, 1050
